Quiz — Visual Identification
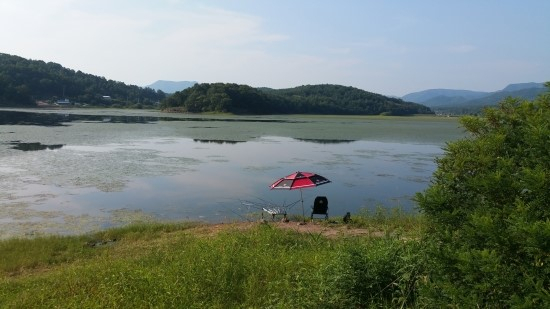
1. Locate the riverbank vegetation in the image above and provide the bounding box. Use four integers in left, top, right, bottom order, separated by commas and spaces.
0, 209, 425, 308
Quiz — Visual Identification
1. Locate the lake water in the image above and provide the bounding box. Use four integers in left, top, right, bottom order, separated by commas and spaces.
0, 108, 464, 238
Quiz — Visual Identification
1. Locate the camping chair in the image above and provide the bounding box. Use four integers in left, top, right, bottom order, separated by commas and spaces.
241, 199, 299, 222
262, 206, 287, 221
263, 199, 301, 221
311, 196, 328, 221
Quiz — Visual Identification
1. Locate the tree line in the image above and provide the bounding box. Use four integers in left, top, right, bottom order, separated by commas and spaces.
161, 82, 433, 115
1, 53, 432, 115
0, 53, 165, 107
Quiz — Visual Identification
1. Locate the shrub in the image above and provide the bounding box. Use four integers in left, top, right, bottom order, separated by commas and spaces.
415, 83, 550, 307
325, 238, 422, 308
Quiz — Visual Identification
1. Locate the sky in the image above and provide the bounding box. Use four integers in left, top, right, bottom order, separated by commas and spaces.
0, 0, 549, 97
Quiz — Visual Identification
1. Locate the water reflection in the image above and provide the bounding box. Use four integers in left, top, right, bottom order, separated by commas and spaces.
8, 141, 64, 151
0, 111, 69, 126
294, 138, 356, 144
0, 110, 301, 126
193, 139, 245, 144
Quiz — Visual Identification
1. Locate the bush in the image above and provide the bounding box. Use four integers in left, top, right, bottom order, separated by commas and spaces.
415, 83, 550, 307
326, 238, 422, 308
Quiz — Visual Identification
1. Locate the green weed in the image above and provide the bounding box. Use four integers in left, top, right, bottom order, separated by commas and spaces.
0, 220, 424, 308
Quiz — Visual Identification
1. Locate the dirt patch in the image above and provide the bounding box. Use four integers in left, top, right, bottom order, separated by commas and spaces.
192, 220, 384, 239
272, 221, 384, 238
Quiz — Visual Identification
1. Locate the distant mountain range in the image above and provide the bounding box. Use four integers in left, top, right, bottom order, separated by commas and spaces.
402, 82, 546, 113
147, 80, 197, 93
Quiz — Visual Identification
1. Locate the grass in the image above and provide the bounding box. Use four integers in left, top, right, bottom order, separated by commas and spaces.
0, 209, 424, 308
351, 206, 426, 236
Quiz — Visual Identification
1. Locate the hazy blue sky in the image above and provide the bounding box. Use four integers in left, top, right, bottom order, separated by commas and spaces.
1, 0, 548, 96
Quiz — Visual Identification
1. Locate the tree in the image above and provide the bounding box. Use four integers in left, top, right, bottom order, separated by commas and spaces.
415, 82, 550, 307
0, 53, 165, 107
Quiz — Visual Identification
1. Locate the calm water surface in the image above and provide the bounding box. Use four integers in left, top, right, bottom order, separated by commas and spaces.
0, 109, 464, 238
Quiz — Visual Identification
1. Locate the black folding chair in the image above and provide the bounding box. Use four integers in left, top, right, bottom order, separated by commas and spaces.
311, 196, 328, 220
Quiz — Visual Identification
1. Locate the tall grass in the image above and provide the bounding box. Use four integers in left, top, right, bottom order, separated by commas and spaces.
350, 206, 426, 237
1, 215, 423, 308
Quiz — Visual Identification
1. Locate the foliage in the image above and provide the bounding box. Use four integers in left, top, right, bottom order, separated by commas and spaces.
326, 238, 423, 308
0, 215, 424, 308
346, 206, 426, 239
265, 84, 433, 115
161, 82, 281, 114
0, 53, 165, 107
161, 82, 433, 115
415, 82, 550, 307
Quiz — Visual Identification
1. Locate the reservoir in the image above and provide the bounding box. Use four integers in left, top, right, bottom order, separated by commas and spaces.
0, 108, 464, 238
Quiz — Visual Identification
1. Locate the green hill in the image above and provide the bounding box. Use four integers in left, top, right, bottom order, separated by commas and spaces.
1, 53, 432, 115
0, 53, 165, 107
161, 83, 433, 115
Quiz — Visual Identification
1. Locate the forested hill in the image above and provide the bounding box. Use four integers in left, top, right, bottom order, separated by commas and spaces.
161, 83, 433, 115
0, 53, 165, 107
1, 53, 431, 115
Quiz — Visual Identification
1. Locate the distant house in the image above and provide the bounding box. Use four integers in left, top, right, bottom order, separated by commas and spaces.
56, 98, 71, 105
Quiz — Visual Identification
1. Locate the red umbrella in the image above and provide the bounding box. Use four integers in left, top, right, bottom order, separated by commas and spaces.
270, 171, 331, 222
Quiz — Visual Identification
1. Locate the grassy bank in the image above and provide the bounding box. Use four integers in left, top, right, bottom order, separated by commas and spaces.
0, 208, 424, 308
